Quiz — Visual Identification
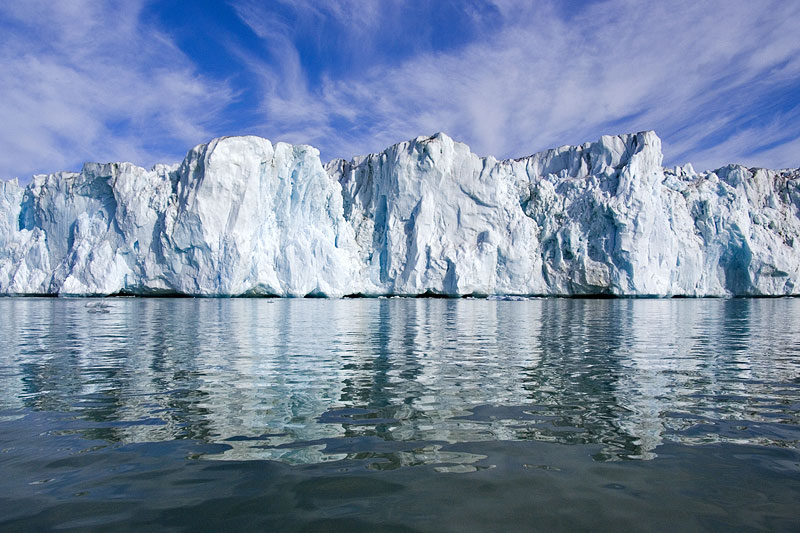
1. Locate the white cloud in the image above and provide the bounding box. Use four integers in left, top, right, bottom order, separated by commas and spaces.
0, 0, 233, 181
236, 0, 800, 171
3, 0, 797, 180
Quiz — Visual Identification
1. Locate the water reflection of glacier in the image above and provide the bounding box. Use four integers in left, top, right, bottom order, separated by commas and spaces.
0, 298, 798, 464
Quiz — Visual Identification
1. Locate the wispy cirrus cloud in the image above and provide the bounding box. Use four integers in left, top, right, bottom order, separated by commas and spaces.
1, 0, 798, 181
233, 0, 800, 171
0, 0, 233, 180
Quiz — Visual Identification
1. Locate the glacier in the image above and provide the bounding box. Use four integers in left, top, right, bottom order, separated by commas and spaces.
0, 131, 798, 297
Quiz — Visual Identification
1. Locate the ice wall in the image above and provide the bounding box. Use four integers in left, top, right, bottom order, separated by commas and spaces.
1, 131, 797, 296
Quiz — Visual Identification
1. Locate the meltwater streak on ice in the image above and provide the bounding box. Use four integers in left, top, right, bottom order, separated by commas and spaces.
0, 131, 799, 296
0, 298, 798, 466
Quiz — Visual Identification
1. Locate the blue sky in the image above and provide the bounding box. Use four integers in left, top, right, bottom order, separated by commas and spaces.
1, 0, 799, 181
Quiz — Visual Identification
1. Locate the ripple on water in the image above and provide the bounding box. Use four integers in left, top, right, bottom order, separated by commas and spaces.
0, 298, 798, 529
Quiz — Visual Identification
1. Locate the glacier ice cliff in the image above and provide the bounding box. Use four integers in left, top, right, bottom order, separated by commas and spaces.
0, 131, 798, 297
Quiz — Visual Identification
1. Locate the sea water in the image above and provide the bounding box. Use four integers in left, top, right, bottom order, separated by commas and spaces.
0, 298, 798, 531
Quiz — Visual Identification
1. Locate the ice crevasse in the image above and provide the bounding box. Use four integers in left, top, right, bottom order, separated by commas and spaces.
0, 131, 798, 297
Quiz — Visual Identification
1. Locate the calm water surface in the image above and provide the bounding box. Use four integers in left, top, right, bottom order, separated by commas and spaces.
0, 298, 798, 531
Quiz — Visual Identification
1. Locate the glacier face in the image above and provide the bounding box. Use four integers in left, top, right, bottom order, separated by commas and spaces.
0, 131, 798, 297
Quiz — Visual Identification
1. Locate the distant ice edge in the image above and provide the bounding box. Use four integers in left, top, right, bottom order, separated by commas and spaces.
1, 131, 798, 297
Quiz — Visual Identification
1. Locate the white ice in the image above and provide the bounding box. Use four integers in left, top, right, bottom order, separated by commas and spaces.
1, 131, 797, 296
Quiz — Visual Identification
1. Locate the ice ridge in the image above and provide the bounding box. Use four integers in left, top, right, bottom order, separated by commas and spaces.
1, 131, 798, 297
